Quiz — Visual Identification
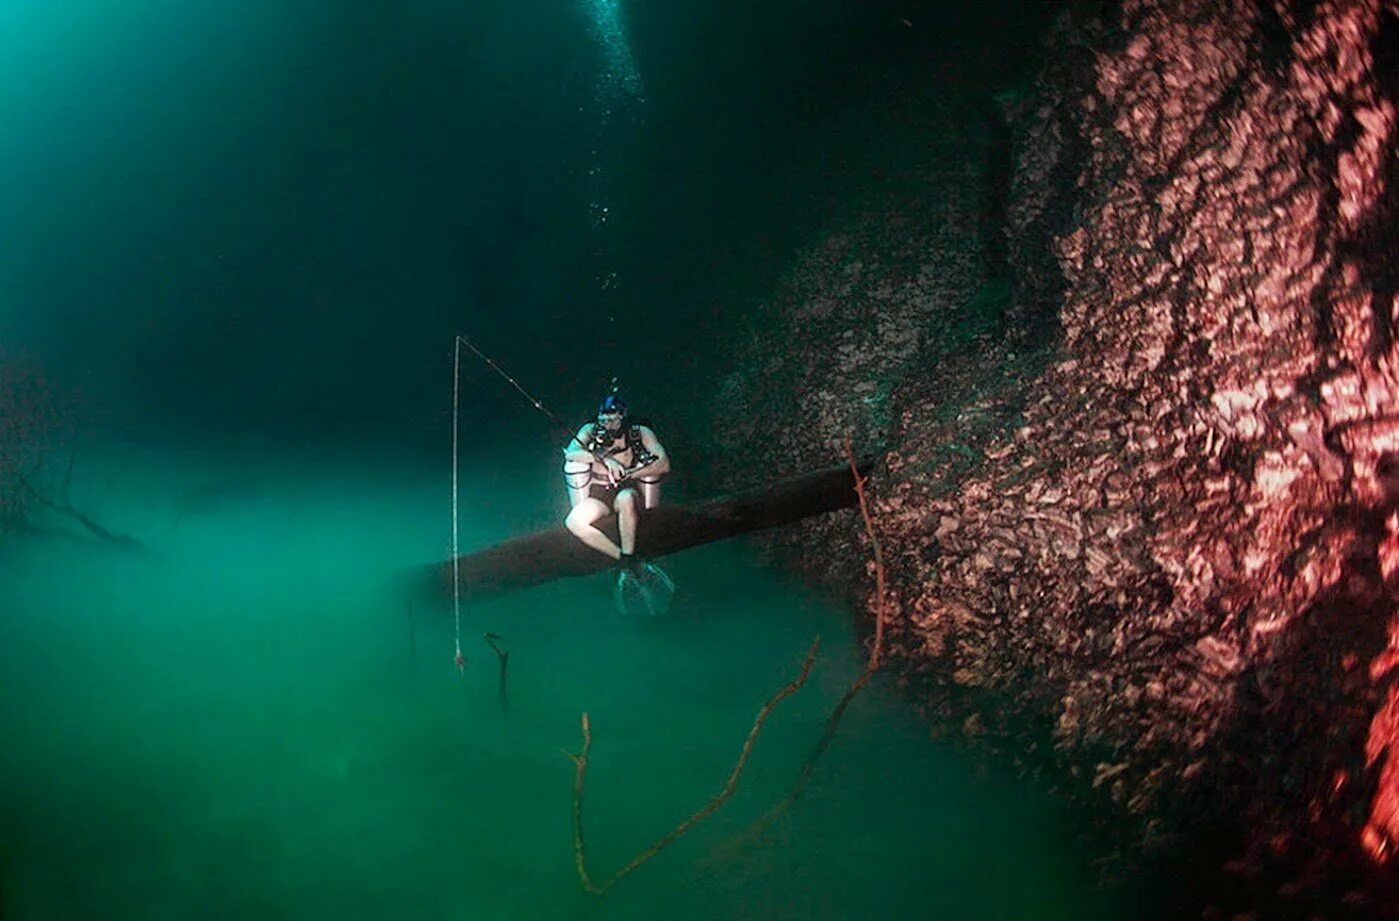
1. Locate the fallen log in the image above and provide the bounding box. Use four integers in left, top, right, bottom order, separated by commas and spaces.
410, 459, 875, 603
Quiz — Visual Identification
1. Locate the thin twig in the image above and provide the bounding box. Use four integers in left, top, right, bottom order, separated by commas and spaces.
17, 472, 140, 548
484, 632, 510, 714
846, 437, 888, 670
745, 666, 876, 837
723, 439, 891, 849
566, 714, 595, 891
567, 636, 821, 895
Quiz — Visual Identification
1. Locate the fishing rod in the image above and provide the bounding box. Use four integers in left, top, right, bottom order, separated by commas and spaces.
456, 335, 649, 472
455, 335, 578, 440
450, 336, 631, 672
451, 333, 578, 673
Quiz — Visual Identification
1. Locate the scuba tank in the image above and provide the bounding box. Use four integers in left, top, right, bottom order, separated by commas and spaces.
563, 460, 593, 509
635, 471, 663, 510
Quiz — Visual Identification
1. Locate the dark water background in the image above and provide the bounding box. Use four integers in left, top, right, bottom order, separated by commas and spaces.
0, 0, 1050, 447
0, 2, 1141, 918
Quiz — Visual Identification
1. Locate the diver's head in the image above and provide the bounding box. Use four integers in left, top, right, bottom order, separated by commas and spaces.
597, 393, 628, 433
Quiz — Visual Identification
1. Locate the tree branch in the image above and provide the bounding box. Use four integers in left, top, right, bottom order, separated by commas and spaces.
568, 637, 820, 895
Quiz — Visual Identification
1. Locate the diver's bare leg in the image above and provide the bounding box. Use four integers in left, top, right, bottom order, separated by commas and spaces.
565, 499, 622, 559
615, 489, 639, 556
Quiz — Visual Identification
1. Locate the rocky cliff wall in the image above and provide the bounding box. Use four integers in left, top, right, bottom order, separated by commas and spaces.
710, 108, 1006, 584
717, 0, 1399, 913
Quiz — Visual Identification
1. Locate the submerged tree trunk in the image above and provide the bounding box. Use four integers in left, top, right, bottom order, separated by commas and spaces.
408, 459, 875, 603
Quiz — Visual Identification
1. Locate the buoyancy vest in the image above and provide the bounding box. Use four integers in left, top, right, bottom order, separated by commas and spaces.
582, 423, 656, 468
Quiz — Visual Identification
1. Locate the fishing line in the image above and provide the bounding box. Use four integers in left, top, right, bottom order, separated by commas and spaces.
451, 334, 642, 666
453, 334, 670, 623
450, 334, 583, 673
452, 336, 465, 673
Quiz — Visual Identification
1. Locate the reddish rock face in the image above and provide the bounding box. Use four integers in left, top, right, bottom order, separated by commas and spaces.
875, 0, 1399, 907
710, 118, 999, 585
720, 0, 1399, 911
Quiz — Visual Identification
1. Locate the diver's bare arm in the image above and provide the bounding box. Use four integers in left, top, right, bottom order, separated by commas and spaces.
562, 425, 596, 465
633, 426, 671, 477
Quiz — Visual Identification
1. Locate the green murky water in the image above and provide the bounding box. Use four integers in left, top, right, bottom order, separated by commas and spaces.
0, 440, 1128, 919
1, 0, 1140, 915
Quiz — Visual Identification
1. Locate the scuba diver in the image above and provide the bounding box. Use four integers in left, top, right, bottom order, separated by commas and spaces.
562, 390, 669, 563
562, 389, 674, 613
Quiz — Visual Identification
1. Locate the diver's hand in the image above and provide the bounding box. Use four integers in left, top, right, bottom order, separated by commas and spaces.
603, 456, 627, 485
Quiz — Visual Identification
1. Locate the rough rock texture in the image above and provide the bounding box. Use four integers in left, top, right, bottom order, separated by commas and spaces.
999, 10, 1101, 344
894, 0, 1399, 909
711, 115, 1007, 584
719, 0, 1399, 913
